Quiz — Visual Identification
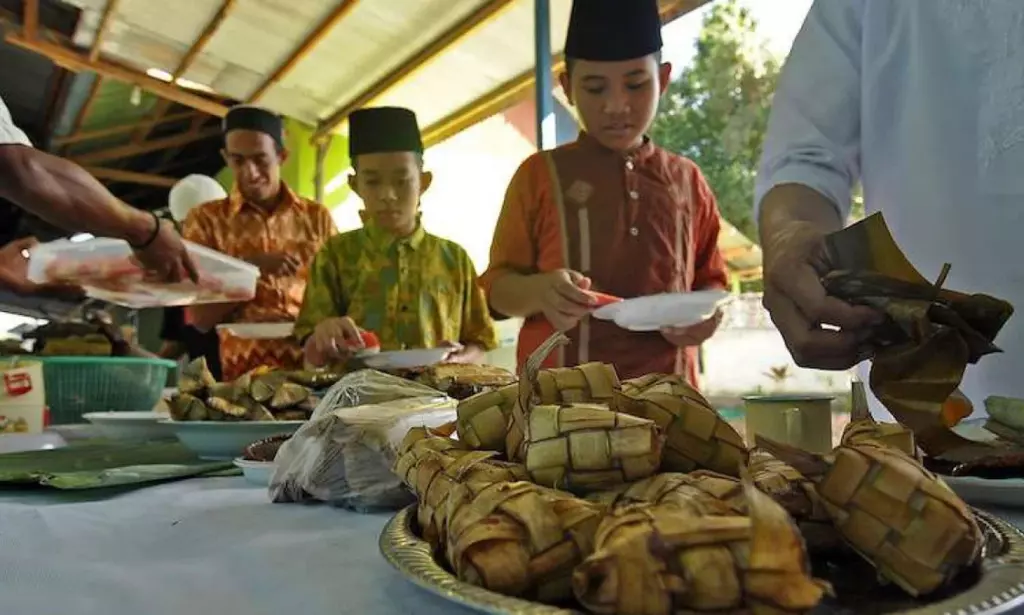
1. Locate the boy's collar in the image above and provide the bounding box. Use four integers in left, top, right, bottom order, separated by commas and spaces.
576, 131, 657, 162
361, 213, 426, 249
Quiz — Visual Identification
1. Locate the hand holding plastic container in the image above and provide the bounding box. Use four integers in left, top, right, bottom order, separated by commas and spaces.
27, 237, 259, 309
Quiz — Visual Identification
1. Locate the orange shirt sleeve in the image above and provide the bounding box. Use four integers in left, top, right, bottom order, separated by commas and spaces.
478, 155, 547, 297
689, 165, 729, 291
181, 205, 218, 251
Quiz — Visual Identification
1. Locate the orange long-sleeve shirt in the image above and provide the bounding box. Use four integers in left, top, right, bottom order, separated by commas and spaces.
480, 133, 728, 384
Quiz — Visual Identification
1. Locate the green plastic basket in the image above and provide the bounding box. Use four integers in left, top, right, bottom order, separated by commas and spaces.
33, 356, 176, 425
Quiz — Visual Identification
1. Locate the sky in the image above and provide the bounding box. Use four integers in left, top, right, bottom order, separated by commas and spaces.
662, 0, 813, 68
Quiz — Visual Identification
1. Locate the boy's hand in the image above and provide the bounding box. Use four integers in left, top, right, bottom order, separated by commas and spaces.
538, 269, 595, 331
305, 317, 364, 366
440, 341, 485, 364
661, 309, 723, 347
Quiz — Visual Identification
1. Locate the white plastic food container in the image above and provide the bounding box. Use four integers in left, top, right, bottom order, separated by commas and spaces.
27, 238, 259, 309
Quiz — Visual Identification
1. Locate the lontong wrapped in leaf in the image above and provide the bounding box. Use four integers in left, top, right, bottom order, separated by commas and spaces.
178, 357, 217, 396
573, 475, 830, 615
505, 333, 663, 494
444, 480, 603, 602
612, 373, 747, 476
458, 359, 620, 452
759, 436, 983, 596
822, 213, 1012, 456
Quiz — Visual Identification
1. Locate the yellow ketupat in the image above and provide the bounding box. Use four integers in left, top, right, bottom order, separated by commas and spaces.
506, 333, 663, 494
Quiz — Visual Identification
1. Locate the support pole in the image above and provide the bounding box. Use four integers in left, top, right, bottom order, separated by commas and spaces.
533, 0, 555, 150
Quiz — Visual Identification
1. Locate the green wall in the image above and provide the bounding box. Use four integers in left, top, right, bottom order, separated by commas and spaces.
216, 118, 352, 208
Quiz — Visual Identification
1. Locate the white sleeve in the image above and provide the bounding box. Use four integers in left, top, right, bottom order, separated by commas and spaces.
0, 94, 32, 147
754, 0, 864, 222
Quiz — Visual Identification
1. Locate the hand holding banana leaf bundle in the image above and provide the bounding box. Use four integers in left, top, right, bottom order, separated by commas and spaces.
821, 214, 1013, 457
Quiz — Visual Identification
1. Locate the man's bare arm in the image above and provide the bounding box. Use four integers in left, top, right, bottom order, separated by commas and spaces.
0, 145, 153, 244
758, 183, 845, 248
187, 303, 243, 333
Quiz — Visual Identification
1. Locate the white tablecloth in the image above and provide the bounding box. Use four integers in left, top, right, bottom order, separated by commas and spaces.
0, 477, 1021, 615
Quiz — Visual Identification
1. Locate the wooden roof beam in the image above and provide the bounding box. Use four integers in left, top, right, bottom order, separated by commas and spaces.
72, 127, 220, 165
88, 0, 122, 63
312, 0, 515, 143
422, 0, 711, 147
4, 34, 229, 117
247, 0, 360, 104
134, 0, 238, 143
85, 167, 179, 188
23, 0, 38, 40
54, 110, 198, 146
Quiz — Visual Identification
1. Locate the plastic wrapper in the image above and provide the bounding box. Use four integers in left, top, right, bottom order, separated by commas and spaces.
271, 370, 456, 512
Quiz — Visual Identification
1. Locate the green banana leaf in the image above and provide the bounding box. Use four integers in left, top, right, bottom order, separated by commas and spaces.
0, 441, 238, 490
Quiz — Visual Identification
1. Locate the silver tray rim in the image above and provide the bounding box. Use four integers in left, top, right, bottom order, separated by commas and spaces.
379, 505, 1024, 615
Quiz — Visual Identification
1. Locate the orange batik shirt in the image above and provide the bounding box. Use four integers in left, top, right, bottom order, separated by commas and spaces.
480, 133, 728, 386
182, 183, 337, 380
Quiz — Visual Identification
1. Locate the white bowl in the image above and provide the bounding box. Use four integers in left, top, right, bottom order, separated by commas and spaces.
233, 458, 276, 486
83, 411, 177, 441
0, 432, 67, 454
161, 420, 303, 460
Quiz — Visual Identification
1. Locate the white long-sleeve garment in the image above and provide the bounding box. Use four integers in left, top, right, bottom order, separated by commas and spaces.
0, 94, 31, 147
756, 0, 1024, 420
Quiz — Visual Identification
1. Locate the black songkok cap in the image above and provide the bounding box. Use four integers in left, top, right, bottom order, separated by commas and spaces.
348, 107, 424, 158
223, 105, 284, 149
564, 0, 663, 62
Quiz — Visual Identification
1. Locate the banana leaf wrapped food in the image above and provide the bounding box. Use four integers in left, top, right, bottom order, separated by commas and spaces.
612, 374, 747, 476
588, 471, 743, 516
760, 437, 983, 596
573, 477, 830, 615
457, 361, 619, 453
444, 480, 604, 602
393, 427, 528, 547
841, 380, 919, 459
505, 333, 663, 494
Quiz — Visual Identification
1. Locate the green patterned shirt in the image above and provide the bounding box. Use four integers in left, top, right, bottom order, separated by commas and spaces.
295, 222, 499, 352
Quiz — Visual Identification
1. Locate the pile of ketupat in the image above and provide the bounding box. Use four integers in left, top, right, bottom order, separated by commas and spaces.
391, 333, 985, 615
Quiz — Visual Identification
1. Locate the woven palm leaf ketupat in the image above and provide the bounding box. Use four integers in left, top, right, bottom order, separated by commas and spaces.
573, 478, 830, 615
588, 471, 743, 516
759, 436, 983, 596
506, 333, 663, 493
456, 384, 518, 451
613, 382, 747, 476
444, 480, 604, 602
841, 380, 920, 460
504, 358, 622, 460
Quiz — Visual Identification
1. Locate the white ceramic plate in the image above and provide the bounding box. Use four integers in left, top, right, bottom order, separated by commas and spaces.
940, 418, 1024, 508
592, 290, 733, 332
161, 420, 303, 460
216, 322, 295, 340
0, 432, 66, 454
363, 348, 453, 370
232, 458, 275, 486
83, 411, 177, 441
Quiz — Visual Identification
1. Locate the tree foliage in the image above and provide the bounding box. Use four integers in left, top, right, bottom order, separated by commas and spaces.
649, 0, 780, 243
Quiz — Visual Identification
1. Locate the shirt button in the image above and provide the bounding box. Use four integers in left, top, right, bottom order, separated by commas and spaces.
625, 159, 635, 171
629, 190, 639, 200
629, 227, 639, 237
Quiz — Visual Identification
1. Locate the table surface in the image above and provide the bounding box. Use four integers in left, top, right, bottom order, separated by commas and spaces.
0, 476, 1020, 615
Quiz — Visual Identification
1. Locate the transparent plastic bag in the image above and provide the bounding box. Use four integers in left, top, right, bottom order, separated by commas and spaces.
270, 370, 455, 512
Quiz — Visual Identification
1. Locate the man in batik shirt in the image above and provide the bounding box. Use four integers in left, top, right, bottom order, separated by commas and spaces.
295, 106, 497, 367
183, 106, 336, 380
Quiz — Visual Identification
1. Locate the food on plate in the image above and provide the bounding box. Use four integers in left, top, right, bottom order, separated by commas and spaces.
168, 358, 321, 422
588, 471, 744, 516
760, 437, 983, 596
445, 480, 604, 602
573, 479, 830, 615
243, 434, 290, 462
19, 309, 153, 358
455, 384, 518, 450
412, 363, 515, 400
612, 373, 747, 476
